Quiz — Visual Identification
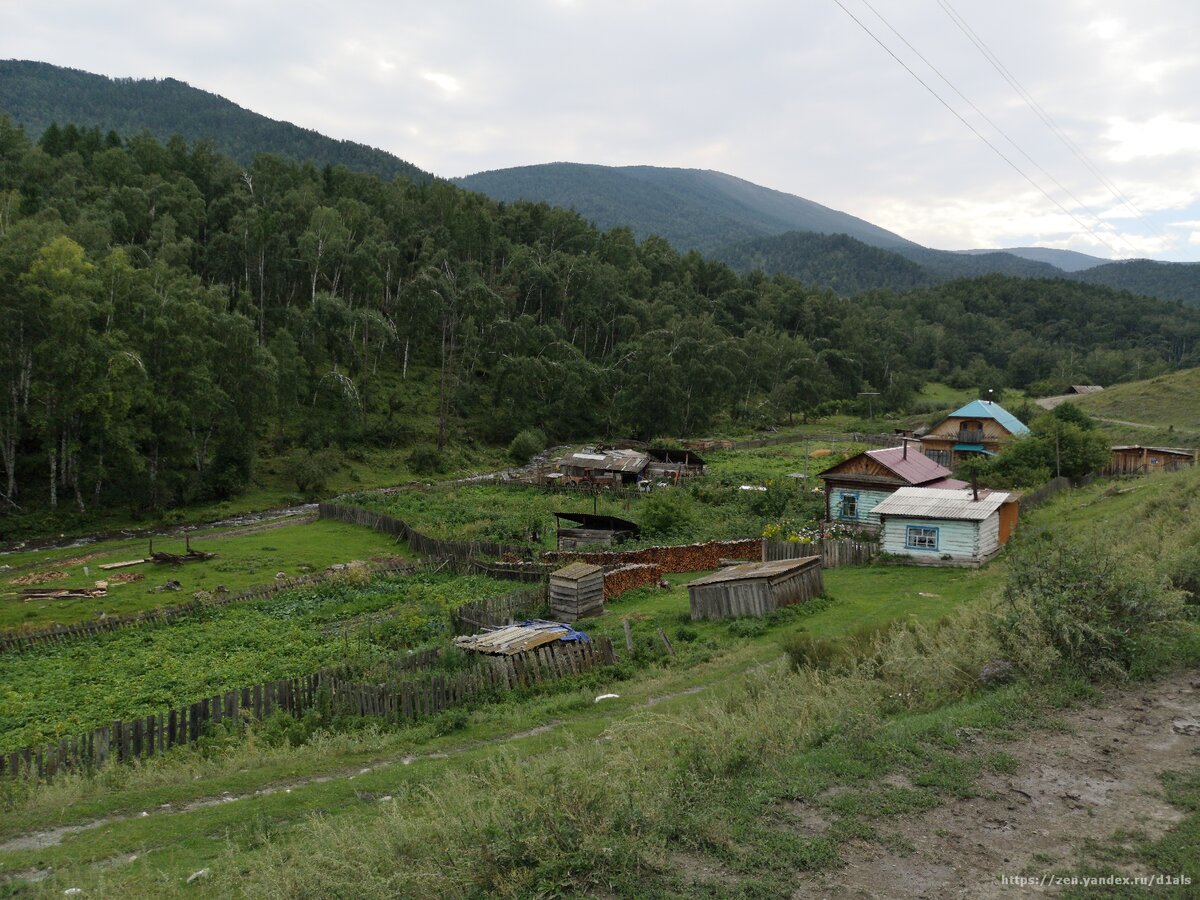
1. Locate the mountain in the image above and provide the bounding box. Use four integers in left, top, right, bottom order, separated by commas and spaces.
1071, 259, 1200, 306
0, 60, 431, 183
957, 246, 1108, 273
454, 162, 919, 256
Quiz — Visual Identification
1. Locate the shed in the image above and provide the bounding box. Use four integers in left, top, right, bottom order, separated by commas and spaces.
557, 448, 649, 485
687, 557, 823, 621
549, 562, 605, 621
645, 447, 707, 480
554, 512, 640, 550
453, 620, 591, 656
1067, 385, 1104, 395
1104, 446, 1196, 477
873, 487, 1018, 567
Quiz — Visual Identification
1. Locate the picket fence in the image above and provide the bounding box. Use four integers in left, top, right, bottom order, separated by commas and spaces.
762, 538, 880, 568
1, 636, 615, 781
452, 584, 549, 633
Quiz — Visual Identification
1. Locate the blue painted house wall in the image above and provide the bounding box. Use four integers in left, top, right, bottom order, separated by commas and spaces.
828, 487, 894, 528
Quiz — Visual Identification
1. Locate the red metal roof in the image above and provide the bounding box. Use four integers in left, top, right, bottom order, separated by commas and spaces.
866, 446, 955, 485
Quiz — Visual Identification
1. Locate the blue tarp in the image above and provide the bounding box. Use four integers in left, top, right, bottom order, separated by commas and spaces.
518, 619, 591, 643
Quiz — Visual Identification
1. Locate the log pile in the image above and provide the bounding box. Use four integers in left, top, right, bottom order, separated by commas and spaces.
21, 583, 108, 601
603, 563, 661, 600
545, 538, 760, 575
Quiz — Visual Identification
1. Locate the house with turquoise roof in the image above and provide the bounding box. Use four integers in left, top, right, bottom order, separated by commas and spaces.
918, 399, 1030, 468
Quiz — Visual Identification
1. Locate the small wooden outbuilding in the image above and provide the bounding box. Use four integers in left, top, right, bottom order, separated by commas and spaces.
554, 512, 639, 550
549, 562, 605, 622
1104, 446, 1196, 477
687, 557, 823, 621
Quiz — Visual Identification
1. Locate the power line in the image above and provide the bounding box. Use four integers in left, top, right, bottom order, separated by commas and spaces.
936, 0, 1159, 240
858, 0, 1139, 257
830, 0, 1128, 258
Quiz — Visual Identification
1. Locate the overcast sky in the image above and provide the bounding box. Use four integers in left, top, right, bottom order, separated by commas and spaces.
5, 1, 1199, 260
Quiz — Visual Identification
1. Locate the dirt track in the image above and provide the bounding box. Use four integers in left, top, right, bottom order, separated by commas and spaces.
793, 671, 1200, 898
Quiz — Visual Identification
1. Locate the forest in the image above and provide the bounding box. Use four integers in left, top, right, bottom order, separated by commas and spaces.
2, 114, 1200, 525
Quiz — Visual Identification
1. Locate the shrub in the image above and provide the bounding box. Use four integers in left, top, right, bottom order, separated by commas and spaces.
407, 445, 444, 476
507, 428, 547, 464
639, 489, 694, 538
286, 447, 342, 498
995, 535, 1186, 680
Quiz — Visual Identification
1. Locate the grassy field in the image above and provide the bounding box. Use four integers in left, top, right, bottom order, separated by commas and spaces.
1065, 366, 1200, 447
0, 519, 409, 631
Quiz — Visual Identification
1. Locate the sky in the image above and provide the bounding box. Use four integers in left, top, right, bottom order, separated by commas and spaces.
4, 0, 1200, 261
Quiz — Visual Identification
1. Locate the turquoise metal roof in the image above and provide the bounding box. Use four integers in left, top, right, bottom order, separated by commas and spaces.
953, 443, 997, 456
948, 400, 1030, 435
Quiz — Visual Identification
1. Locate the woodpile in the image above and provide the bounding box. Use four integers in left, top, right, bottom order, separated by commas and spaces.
603, 563, 661, 599
21, 583, 107, 601
8, 570, 69, 586
544, 538, 760, 575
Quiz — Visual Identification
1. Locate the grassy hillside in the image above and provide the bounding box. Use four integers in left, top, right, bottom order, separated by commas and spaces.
1069, 367, 1200, 446
454, 162, 917, 255
0, 60, 430, 183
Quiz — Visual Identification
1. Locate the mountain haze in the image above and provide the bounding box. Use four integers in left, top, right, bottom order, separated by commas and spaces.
0, 60, 431, 183
455, 162, 918, 256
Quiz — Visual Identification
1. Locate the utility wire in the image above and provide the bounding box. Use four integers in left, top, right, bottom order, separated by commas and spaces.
859, 0, 1138, 257
936, 0, 1159, 239
830, 0, 1127, 257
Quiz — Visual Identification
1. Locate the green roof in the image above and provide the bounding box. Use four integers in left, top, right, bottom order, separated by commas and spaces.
948, 400, 1030, 435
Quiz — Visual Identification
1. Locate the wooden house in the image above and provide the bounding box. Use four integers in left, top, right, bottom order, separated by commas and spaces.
819, 444, 965, 530
549, 562, 605, 621
873, 487, 1019, 567
919, 400, 1030, 468
1104, 446, 1196, 477
554, 512, 639, 550
557, 449, 649, 486
687, 557, 823, 621
1067, 384, 1104, 395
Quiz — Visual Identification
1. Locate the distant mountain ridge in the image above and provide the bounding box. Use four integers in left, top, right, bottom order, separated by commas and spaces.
454, 162, 918, 256
957, 246, 1108, 273
0, 60, 431, 183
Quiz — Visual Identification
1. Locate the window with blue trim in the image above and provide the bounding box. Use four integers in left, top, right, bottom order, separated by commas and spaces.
905, 525, 939, 550
839, 493, 858, 519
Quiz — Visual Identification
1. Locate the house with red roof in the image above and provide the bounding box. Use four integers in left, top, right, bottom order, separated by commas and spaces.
819, 443, 966, 530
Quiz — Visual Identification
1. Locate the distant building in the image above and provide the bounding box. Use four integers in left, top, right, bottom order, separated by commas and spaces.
687, 557, 824, 620
919, 400, 1030, 468
645, 447, 707, 480
1104, 446, 1196, 477
873, 486, 1019, 566
819, 444, 965, 530
553, 512, 640, 550
1067, 385, 1104, 395
557, 449, 649, 485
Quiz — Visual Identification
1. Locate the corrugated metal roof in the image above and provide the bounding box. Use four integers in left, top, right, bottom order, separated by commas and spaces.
946, 400, 1030, 435
453, 620, 589, 655
865, 446, 953, 485
873, 487, 1013, 521
688, 557, 820, 587
1070, 385, 1104, 394
551, 562, 603, 580
1111, 446, 1195, 456
561, 449, 649, 473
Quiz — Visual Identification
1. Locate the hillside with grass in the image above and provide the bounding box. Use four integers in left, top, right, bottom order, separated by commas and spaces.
1062, 367, 1200, 446
0, 60, 431, 183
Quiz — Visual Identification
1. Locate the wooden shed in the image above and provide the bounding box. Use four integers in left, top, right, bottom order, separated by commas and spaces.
687, 557, 823, 621
554, 512, 639, 550
1104, 446, 1196, 477
549, 562, 605, 622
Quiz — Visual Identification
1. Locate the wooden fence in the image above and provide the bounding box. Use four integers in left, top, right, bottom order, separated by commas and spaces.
318, 502, 527, 561
729, 432, 895, 450
0, 560, 417, 654
0, 635, 616, 781
762, 539, 880, 568
1018, 476, 1072, 510
452, 584, 549, 633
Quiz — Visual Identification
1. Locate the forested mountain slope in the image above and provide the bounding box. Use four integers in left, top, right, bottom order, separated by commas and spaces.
957, 246, 1107, 272
454, 163, 917, 256
1, 114, 1198, 531
0, 60, 430, 183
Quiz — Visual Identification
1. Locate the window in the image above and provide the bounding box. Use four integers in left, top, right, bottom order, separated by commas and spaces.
839, 493, 858, 519
905, 525, 939, 550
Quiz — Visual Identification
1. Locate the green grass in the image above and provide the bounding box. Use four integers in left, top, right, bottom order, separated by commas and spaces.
1065, 367, 1200, 447
0, 520, 409, 631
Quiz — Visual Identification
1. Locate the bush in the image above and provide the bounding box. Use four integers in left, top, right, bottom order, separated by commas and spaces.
639, 489, 695, 538
407, 445, 444, 476
507, 428, 547, 464
995, 535, 1186, 680
286, 447, 342, 498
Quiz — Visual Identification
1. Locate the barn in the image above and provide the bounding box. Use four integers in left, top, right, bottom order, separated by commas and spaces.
645, 447, 707, 481
1104, 446, 1196, 477
687, 557, 823, 621
549, 562, 605, 622
873, 487, 1018, 567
